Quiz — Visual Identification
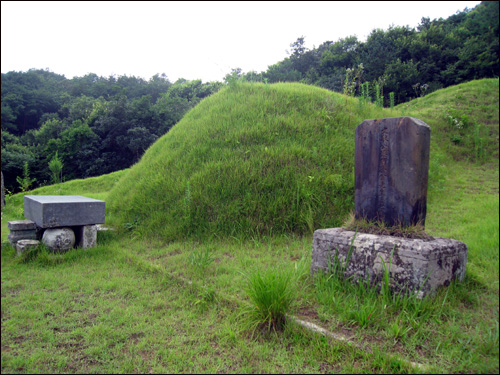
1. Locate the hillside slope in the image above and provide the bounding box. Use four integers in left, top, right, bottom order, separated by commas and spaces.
397, 78, 499, 161
107, 79, 499, 240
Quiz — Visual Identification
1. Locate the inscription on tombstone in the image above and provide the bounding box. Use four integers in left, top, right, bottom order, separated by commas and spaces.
355, 117, 431, 227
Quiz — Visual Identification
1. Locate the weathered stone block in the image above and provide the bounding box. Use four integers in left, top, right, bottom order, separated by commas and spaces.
8, 227, 37, 248
16, 240, 40, 256
355, 117, 431, 227
76, 225, 97, 249
311, 228, 467, 298
7, 219, 40, 247
24, 195, 105, 228
42, 227, 76, 253
8, 220, 37, 231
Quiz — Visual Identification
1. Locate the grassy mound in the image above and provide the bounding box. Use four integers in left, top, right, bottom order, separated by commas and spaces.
107, 82, 389, 239
107, 79, 499, 240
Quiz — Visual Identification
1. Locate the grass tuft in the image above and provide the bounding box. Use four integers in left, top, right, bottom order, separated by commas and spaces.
240, 266, 296, 334
187, 246, 215, 274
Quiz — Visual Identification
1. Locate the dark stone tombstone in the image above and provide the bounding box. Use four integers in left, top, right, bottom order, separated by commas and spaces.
355, 117, 431, 227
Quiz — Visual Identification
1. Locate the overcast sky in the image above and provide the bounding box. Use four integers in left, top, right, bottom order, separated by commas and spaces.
1, 1, 482, 83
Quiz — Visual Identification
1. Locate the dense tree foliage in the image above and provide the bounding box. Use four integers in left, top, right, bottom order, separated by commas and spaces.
1, 71, 222, 192
1, 1, 498, 193
243, 1, 498, 104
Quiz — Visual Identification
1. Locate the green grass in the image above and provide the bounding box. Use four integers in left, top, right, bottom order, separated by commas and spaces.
1, 79, 498, 373
398, 78, 499, 162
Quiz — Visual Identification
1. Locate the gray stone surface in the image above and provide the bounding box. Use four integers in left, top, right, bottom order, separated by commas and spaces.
24, 195, 105, 228
311, 228, 468, 298
16, 240, 40, 256
8, 223, 38, 247
8, 229, 37, 243
8, 220, 37, 231
355, 117, 431, 227
42, 227, 76, 253
77, 225, 97, 249
96, 224, 114, 231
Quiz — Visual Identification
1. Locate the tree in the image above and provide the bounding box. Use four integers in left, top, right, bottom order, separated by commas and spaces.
224, 68, 243, 85
264, 60, 302, 83
1, 171, 5, 208
1, 131, 36, 193
319, 36, 360, 75
383, 59, 421, 104
16, 161, 36, 192
288, 36, 308, 57
125, 127, 157, 159
154, 93, 191, 134
288, 36, 319, 76
48, 151, 63, 184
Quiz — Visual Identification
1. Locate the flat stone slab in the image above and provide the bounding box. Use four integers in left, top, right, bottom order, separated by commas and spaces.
311, 228, 468, 298
8, 220, 37, 231
24, 195, 105, 228
8, 229, 37, 243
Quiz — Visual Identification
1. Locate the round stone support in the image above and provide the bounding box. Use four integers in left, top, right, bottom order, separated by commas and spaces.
42, 227, 76, 253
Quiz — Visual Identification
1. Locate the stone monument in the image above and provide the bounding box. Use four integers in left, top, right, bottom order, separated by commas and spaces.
355, 117, 430, 227
311, 117, 468, 298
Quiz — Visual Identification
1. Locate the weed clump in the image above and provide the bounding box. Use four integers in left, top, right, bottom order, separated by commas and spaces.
342, 212, 434, 240
240, 267, 295, 334
187, 246, 215, 273
15, 242, 66, 266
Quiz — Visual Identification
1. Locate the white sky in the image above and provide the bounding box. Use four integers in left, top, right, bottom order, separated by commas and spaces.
1, 1, 482, 83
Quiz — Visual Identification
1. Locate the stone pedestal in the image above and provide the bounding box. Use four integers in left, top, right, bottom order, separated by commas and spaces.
311, 228, 468, 298
76, 225, 97, 249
